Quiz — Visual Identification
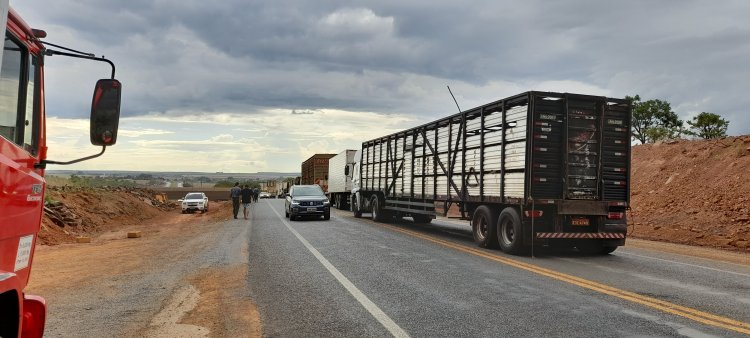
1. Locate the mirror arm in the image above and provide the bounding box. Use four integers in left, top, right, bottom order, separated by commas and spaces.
35, 146, 107, 169
44, 49, 116, 79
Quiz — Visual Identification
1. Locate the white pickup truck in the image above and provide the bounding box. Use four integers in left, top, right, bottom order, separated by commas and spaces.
180, 192, 209, 213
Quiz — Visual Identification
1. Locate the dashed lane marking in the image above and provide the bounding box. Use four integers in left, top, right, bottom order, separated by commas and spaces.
269, 206, 410, 338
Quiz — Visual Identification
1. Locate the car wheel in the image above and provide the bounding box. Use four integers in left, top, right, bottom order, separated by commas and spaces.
181, 210, 186, 214
472, 205, 498, 248
324, 211, 330, 220
285, 209, 289, 218
290, 213, 297, 221
497, 207, 525, 254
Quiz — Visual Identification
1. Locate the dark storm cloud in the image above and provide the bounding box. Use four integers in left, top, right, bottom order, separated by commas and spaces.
13, 0, 750, 134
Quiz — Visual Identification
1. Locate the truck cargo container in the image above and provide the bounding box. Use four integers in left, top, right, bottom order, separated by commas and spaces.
351, 91, 630, 255
326, 149, 357, 210
301, 153, 335, 192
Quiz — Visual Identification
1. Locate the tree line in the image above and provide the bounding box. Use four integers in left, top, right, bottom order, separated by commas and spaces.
627, 95, 730, 144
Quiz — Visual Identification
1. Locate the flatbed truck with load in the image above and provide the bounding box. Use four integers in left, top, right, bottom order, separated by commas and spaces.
326, 149, 357, 210
351, 91, 631, 255
0, 5, 122, 336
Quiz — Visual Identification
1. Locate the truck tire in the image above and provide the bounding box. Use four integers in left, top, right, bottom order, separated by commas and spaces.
353, 196, 362, 218
334, 195, 341, 209
413, 215, 432, 224
472, 206, 498, 248
371, 196, 387, 222
497, 207, 524, 254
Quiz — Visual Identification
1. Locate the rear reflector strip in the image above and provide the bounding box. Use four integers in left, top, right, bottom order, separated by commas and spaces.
536, 232, 626, 239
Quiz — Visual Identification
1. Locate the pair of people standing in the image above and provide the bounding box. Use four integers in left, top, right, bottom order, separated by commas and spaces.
230, 182, 254, 220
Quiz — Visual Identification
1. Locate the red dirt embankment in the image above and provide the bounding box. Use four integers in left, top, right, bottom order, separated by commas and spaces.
629, 135, 750, 252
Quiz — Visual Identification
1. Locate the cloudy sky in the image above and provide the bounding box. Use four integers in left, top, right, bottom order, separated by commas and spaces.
12, 0, 750, 173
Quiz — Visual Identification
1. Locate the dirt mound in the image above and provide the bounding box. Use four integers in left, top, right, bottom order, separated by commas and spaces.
40, 186, 177, 245
629, 135, 750, 252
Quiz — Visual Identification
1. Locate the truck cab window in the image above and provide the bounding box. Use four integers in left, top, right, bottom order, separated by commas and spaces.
0, 36, 23, 143
23, 55, 38, 155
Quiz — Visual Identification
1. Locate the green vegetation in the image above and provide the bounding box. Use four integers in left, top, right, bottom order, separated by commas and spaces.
628, 95, 683, 144
214, 180, 261, 188
629, 95, 730, 143
66, 174, 137, 188
686, 112, 729, 139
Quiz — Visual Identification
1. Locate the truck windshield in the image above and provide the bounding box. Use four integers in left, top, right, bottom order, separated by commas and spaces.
185, 193, 203, 199
294, 186, 324, 197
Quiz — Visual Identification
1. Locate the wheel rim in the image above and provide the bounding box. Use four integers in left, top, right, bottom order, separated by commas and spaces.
474, 214, 488, 240
500, 217, 514, 246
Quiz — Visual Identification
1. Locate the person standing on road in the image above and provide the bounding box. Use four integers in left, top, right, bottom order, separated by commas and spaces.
253, 188, 260, 202
241, 184, 253, 220
230, 182, 242, 219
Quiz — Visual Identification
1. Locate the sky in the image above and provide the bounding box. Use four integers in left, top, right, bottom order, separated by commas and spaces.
12, 0, 750, 173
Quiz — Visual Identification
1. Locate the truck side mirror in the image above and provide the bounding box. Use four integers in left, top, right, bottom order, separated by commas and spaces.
90, 79, 122, 146
344, 165, 350, 176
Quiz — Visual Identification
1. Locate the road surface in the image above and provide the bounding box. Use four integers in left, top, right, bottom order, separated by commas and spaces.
30, 199, 750, 337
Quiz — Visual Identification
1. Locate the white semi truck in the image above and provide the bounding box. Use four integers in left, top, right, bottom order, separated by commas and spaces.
326, 149, 357, 210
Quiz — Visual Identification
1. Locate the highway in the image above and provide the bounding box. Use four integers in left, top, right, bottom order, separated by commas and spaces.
31, 199, 750, 337
247, 199, 750, 337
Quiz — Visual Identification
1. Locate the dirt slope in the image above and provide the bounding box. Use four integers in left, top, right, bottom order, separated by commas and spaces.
629, 135, 750, 252
40, 186, 176, 245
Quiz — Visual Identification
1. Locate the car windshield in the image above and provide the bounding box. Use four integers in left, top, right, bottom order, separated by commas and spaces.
293, 186, 324, 197
185, 193, 203, 199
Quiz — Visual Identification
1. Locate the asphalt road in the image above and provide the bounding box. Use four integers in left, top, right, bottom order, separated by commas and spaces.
247, 199, 750, 337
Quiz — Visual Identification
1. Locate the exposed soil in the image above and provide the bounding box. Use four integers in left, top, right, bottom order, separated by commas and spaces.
629, 135, 750, 252
29, 200, 262, 337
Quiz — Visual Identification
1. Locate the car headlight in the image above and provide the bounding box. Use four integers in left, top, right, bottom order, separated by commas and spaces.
323, 199, 330, 205
291, 200, 300, 205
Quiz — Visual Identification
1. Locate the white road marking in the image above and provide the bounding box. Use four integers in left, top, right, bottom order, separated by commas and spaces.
618, 251, 750, 278
269, 206, 410, 338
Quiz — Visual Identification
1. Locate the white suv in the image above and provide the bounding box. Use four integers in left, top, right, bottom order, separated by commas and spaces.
181, 192, 209, 213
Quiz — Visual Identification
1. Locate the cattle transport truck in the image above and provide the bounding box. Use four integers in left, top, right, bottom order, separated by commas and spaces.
0, 4, 122, 336
326, 149, 357, 210
351, 91, 631, 255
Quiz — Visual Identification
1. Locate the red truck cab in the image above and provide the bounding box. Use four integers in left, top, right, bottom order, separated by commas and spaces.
1, 5, 122, 337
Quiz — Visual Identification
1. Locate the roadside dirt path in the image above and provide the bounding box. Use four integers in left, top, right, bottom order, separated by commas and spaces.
28, 201, 261, 337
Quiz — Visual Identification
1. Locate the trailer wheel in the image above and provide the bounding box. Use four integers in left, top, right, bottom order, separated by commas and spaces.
497, 207, 524, 254
352, 196, 362, 218
371, 196, 387, 222
472, 206, 498, 248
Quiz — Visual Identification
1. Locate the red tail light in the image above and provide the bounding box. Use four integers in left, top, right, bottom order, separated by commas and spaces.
21, 295, 46, 338
524, 210, 544, 218
607, 212, 624, 220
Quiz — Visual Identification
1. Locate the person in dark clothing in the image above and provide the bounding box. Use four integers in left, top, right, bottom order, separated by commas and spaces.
240, 184, 253, 219
229, 182, 242, 219
252, 188, 260, 202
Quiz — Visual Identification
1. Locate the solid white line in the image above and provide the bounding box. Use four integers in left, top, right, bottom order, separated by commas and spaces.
269, 206, 410, 338
618, 251, 750, 278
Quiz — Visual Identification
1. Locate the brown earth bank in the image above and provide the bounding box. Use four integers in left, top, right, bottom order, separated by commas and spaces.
629, 135, 750, 252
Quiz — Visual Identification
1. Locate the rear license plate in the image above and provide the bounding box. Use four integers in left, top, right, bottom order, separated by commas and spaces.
307, 207, 317, 212
571, 217, 589, 226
